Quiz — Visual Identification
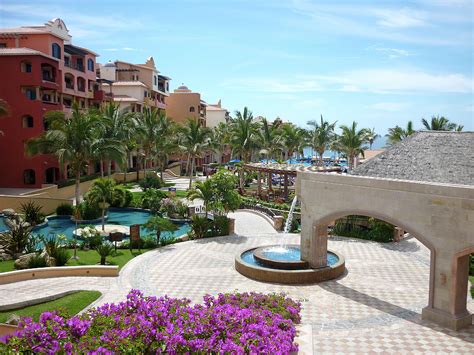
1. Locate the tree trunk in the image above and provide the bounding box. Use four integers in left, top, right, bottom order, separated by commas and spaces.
100, 160, 104, 178
101, 256, 106, 265
156, 230, 161, 245
123, 152, 128, 183
101, 204, 105, 231
189, 156, 195, 189
185, 153, 191, 176
319, 153, 324, 167
107, 161, 112, 177
75, 171, 81, 205
160, 160, 164, 180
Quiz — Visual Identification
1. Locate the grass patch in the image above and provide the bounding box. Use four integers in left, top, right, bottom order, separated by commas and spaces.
173, 190, 188, 198
470, 276, 474, 298
0, 260, 15, 273
0, 290, 101, 323
67, 248, 150, 269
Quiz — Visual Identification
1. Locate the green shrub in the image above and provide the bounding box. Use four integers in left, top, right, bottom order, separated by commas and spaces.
141, 236, 158, 249
89, 235, 103, 249
27, 254, 47, 269
332, 215, 393, 243
122, 189, 133, 207
56, 203, 74, 216
76, 202, 101, 220
53, 248, 71, 266
190, 215, 211, 239
368, 218, 394, 243
96, 243, 114, 265
141, 189, 167, 212
160, 235, 178, 246
0, 215, 33, 255
139, 173, 164, 191
19, 201, 45, 226
210, 216, 230, 237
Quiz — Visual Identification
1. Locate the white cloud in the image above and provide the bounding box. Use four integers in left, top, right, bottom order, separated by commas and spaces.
103, 47, 138, 52
223, 68, 472, 94
372, 46, 411, 58
368, 102, 410, 111
372, 8, 428, 28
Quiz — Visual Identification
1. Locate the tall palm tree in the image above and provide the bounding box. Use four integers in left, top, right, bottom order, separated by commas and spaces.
186, 179, 214, 217
366, 128, 380, 150
154, 114, 178, 180
211, 122, 231, 164
178, 118, 212, 189
421, 115, 459, 131
281, 123, 307, 161
338, 121, 369, 170
258, 118, 284, 162
26, 103, 100, 204
86, 178, 123, 231
136, 107, 161, 176
386, 121, 414, 145
229, 107, 260, 190
307, 115, 337, 166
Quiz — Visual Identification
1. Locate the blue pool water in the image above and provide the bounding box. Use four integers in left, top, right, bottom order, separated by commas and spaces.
1, 209, 190, 241
241, 246, 339, 269
0, 216, 8, 232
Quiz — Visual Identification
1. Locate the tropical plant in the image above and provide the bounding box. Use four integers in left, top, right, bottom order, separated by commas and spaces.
307, 115, 337, 165
52, 247, 71, 266
75, 201, 101, 221
0, 215, 33, 256
207, 170, 241, 214
229, 107, 260, 190
178, 118, 212, 189
26, 103, 101, 204
86, 178, 124, 230
421, 115, 459, 131
281, 123, 307, 160
338, 121, 369, 170
153, 114, 178, 179
27, 253, 48, 269
186, 179, 214, 217
190, 214, 211, 239
258, 118, 284, 162
56, 203, 74, 216
386, 121, 415, 145
136, 107, 161, 175
110, 186, 132, 208
138, 173, 164, 191
144, 216, 178, 245
366, 128, 380, 150
96, 243, 114, 265
19, 201, 44, 226
210, 122, 231, 163
140, 188, 167, 212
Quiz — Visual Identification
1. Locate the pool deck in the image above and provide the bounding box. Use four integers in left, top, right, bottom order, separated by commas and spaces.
0, 211, 472, 353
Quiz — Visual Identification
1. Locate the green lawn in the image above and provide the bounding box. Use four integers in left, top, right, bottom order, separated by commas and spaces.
66, 248, 150, 269
0, 290, 101, 323
0, 249, 150, 273
470, 276, 474, 298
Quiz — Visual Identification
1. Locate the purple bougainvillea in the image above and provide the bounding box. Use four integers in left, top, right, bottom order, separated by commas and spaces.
1, 290, 301, 354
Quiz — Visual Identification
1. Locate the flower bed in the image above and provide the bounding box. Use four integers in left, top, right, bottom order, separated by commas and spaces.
1, 290, 301, 353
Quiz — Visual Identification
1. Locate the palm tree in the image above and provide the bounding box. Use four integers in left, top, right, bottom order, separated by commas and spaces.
153, 113, 177, 180
281, 123, 307, 161
210, 122, 231, 163
178, 118, 212, 189
338, 121, 369, 170
366, 128, 380, 150
187, 179, 214, 217
136, 107, 161, 176
144, 216, 178, 245
386, 121, 414, 145
258, 118, 284, 162
421, 115, 458, 131
86, 178, 123, 231
229, 107, 260, 190
26, 103, 100, 204
307, 115, 337, 166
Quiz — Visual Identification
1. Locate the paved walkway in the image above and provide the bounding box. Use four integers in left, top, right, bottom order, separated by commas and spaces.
1, 212, 473, 353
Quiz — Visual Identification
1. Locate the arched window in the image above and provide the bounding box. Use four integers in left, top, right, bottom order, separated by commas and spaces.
23, 169, 36, 185
22, 115, 34, 128
87, 58, 94, 71
52, 43, 61, 59
189, 106, 195, 112
20, 61, 32, 73
77, 77, 86, 92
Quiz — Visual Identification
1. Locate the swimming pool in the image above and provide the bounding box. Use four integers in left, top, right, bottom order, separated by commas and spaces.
0, 215, 8, 232
1, 209, 190, 241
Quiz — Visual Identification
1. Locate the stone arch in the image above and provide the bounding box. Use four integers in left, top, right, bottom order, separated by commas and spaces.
310, 209, 437, 309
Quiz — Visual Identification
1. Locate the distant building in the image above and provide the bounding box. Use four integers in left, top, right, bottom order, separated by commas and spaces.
98, 57, 171, 113
0, 18, 104, 188
205, 100, 230, 128
166, 84, 206, 126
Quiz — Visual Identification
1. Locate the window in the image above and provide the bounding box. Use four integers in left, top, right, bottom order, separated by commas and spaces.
87, 58, 94, 71
77, 77, 86, 92
21, 61, 32, 73
23, 169, 36, 185
22, 115, 34, 128
154, 76, 157, 85
144, 90, 148, 98
166, 82, 169, 91
52, 43, 61, 59
0, 43, 6, 48
189, 106, 195, 112
25, 89, 36, 100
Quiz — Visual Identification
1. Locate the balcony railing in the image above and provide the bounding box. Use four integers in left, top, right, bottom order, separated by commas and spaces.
65, 83, 74, 90
64, 61, 85, 72
42, 72, 55, 82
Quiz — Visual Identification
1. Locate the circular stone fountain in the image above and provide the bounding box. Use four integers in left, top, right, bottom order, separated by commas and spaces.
235, 244, 345, 284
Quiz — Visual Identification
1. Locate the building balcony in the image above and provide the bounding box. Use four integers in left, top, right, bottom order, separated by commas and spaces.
64, 61, 85, 72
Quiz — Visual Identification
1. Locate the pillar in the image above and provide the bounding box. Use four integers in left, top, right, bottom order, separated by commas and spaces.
300, 220, 328, 269
284, 173, 288, 198
267, 172, 273, 192
257, 171, 262, 196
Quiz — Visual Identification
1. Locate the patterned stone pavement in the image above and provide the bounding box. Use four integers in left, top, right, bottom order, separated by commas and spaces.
1, 211, 473, 353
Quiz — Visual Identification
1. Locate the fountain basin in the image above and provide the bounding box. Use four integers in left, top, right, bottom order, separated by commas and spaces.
253, 245, 309, 270
235, 245, 345, 284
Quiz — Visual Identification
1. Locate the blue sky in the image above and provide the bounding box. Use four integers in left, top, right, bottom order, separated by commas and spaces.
1, 0, 473, 137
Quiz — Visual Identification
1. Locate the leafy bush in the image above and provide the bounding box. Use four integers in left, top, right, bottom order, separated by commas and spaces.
332, 215, 393, 243
56, 203, 74, 216
210, 216, 230, 237
27, 253, 47, 269
53, 247, 71, 266
75, 202, 101, 221
41, 235, 60, 258
2, 290, 300, 353
160, 198, 188, 219
79, 226, 103, 249
96, 243, 114, 265
138, 173, 163, 191
141, 189, 167, 212
109, 186, 133, 208
122, 189, 133, 207
0, 215, 33, 256
367, 218, 394, 242
189, 215, 211, 239
19, 201, 44, 226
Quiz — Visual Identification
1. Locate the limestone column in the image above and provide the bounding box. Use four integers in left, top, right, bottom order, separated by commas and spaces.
300, 220, 328, 269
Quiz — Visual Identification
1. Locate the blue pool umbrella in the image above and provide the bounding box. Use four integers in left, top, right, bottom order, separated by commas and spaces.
228, 159, 241, 164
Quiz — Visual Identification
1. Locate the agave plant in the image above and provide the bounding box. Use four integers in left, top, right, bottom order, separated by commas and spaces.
0, 215, 33, 256
96, 242, 114, 265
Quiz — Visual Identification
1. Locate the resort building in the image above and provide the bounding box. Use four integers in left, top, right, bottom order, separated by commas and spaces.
205, 100, 230, 128
98, 58, 170, 113
166, 84, 207, 126
0, 18, 103, 188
